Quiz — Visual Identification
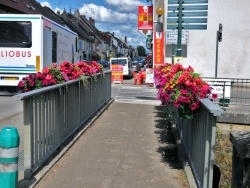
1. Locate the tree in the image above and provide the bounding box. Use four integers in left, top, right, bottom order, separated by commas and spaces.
137, 46, 147, 56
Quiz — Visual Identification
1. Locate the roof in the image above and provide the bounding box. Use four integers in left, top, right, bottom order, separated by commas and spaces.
0, 0, 64, 25
0, 0, 36, 14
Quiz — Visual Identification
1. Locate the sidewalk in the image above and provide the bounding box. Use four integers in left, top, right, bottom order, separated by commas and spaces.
25, 101, 189, 188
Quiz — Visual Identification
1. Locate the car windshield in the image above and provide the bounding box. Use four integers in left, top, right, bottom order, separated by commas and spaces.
133, 58, 142, 61
111, 59, 127, 65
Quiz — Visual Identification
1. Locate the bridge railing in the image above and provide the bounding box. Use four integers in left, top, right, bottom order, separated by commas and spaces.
15, 71, 112, 179
202, 77, 250, 107
170, 99, 224, 187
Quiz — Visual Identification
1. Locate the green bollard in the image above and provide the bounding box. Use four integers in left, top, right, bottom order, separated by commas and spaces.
0, 126, 20, 188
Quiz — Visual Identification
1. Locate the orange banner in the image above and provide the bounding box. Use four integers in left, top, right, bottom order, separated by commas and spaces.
153, 32, 164, 67
138, 6, 153, 30
111, 64, 123, 83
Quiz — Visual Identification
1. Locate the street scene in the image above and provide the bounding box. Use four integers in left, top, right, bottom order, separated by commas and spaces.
0, 0, 250, 188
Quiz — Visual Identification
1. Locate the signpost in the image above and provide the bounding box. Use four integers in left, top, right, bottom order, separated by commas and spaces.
167, 0, 208, 57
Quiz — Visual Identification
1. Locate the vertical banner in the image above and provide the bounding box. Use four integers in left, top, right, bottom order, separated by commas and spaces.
138, 6, 153, 30
111, 64, 123, 84
153, 32, 165, 67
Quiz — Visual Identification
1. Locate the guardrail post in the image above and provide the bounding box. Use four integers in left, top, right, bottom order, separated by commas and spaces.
230, 131, 250, 187
0, 126, 20, 188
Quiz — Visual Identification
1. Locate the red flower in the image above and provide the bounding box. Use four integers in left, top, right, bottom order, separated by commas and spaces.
17, 60, 103, 93
154, 63, 211, 111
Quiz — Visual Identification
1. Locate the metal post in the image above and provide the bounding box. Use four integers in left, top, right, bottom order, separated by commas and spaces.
172, 44, 175, 64
0, 126, 20, 188
176, 0, 183, 56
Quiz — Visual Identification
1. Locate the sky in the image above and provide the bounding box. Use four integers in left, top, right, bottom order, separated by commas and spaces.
37, 0, 153, 48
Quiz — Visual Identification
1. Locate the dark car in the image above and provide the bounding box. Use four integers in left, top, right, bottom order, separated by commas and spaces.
132, 57, 146, 68
132, 62, 141, 73
98, 60, 110, 68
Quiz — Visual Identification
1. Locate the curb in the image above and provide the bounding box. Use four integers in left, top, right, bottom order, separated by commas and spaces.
18, 98, 114, 188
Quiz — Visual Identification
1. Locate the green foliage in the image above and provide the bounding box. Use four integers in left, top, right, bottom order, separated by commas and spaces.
137, 46, 147, 56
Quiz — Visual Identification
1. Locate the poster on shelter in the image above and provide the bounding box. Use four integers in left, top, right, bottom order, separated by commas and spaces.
111, 64, 123, 83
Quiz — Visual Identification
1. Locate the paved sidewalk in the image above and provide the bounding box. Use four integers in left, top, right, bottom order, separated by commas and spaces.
29, 101, 188, 188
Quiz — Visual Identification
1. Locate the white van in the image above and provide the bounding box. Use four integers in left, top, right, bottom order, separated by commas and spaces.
110, 57, 132, 78
0, 14, 78, 88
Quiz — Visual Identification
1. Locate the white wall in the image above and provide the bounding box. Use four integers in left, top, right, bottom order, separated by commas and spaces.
164, 0, 250, 78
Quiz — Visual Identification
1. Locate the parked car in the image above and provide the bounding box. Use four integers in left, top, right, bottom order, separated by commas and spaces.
98, 60, 110, 68
132, 62, 141, 73
132, 57, 146, 68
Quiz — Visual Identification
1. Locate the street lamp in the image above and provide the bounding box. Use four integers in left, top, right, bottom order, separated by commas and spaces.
155, 7, 164, 33
156, 7, 164, 18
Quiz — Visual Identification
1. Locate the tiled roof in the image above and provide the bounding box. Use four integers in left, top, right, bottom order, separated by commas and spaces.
0, 0, 63, 25
0, 0, 37, 14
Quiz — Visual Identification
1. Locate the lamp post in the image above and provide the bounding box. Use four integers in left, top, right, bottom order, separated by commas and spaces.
155, 7, 164, 35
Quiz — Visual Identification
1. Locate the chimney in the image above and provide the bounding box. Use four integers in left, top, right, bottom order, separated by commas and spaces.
125, 37, 127, 43
74, 9, 80, 22
57, 10, 60, 16
61, 8, 67, 20
89, 17, 95, 26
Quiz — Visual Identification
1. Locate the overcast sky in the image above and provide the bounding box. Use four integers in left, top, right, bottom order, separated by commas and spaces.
37, 0, 152, 48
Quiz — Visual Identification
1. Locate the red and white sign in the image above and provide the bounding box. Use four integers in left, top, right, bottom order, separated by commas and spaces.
153, 32, 164, 67
138, 6, 153, 30
111, 64, 123, 83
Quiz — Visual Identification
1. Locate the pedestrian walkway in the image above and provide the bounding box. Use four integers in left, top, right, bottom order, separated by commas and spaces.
26, 101, 188, 188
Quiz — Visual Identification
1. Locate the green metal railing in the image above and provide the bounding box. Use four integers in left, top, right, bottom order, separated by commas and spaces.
203, 77, 250, 108
15, 71, 112, 179
169, 99, 224, 187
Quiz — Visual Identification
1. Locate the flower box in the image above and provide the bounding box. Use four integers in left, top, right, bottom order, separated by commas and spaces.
154, 63, 211, 115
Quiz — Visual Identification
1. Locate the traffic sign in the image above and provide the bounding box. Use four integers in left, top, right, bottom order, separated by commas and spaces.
167, 11, 208, 18
168, 0, 208, 4
168, 24, 207, 30
167, 18, 207, 24
167, 0, 208, 30
167, 0, 208, 56
168, 5, 208, 11
166, 30, 189, 44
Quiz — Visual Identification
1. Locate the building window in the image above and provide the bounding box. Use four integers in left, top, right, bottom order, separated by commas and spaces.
52, 31, 57, 63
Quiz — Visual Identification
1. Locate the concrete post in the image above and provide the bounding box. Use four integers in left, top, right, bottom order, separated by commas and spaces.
0, 126, 20, 188
230, 131, 250, 188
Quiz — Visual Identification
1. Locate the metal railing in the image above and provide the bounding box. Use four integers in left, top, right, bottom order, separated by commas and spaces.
170, 99, 224, 188
202, 77, 250, 107
15, 71, 112, 179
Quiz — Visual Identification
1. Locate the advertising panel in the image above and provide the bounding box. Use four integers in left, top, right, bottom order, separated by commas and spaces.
153, 32, 164, 67
111, 64, 123, 83
138, 6, 153, 30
